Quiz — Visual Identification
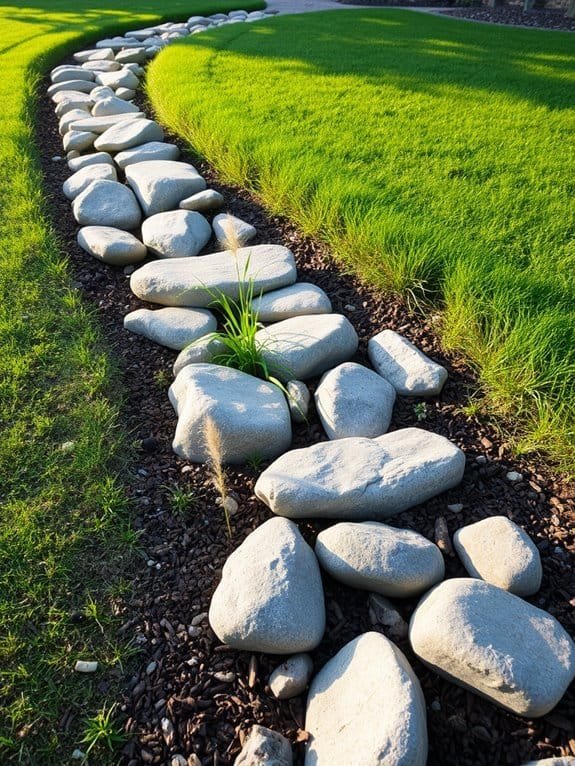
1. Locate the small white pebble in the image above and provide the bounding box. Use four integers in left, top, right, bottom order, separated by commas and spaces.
52, 155, 64, 162
431, 700, 441, 712
506, 471, 523, 482
212, 670, 235, 683
146, 661, 157, 675
72, 749, 86, 760
74, 660, 98, 673
146, 559, 155, 567
59, 441, 75, 453
222, 496, 238, 516
186, 656, 199, 667
187, 625, 200, 637
191, 612, 208, 627
344, 303, 356, 312
476, 455, 488, 464
447, 503, 463, 513
155, 562, 161, 571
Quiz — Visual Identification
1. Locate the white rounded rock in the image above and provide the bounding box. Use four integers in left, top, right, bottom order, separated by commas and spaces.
257, 314, 359, 382
48, 79, 94, 96
63, 130, 97, 153
69, 112, 145, 134
72, 180, 142, 230
51, 67, 95, 84
209, 517, 325, 652
305, 632, 427, 766
212, 213, 256, 247
255, 427, 465, 520
77, 226, 147, 265
94, 118, 164, 152
91, 95, 140, 116
95, 68, 139, 90
173, 336, 226, 376
68, 152, 113, 172
179, 189, 224, 212
235, 725, 293, 766
125, 160, 206, 216
130, 244, 296, 307
453, 516, 542, 596
286, 380, 310, 423
269, 654, 313, 700
252, 283, 331, 323
63, 163, 117, 200
368, 329, 448, 396
115, 141, 180, 169
315, 521, 444, 597
124, 307, 216, 350
141, 210, 211, 259
169, 363, 292, 464
315, 362, 396, 440
409, 578, 575, 717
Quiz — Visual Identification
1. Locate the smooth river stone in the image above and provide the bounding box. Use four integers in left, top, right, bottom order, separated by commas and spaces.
252, 283, 331, 322
68, 152, 113, 172
315, 521, 444, 597
169, 363, 292, 464
95, 68, 139, 90
209, 517, 325, 652
125, 160, 206, 215
368, 329, 448, 396
315, 362, 396, 440
212, 213, 256, 247
409, 578, 575, 717
130, 244, 297, 307
63, 163, 117, 200
305, 632, 427, 766
94, 118, 164, 152
124, 307, 216, 350
453, 516, 542, 596
254, 427, 465, 520
77, 226, 147, 265
69, 112, 145, 134
179, 188, 223, 212
141, 210, 211, 259
72, 180, 142, 230
257, 315, 359, 382
91, 95, 140, 116
114, 141, 180, 169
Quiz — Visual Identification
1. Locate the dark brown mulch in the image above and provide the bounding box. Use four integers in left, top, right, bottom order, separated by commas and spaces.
441, 5, 575, 32
36, 60, 575, 766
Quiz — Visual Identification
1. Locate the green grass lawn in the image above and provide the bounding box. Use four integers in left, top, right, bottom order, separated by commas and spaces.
0, 1, 263, 762
147, 9, 575, 470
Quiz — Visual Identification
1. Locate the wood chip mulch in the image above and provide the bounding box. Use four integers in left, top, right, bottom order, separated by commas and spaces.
36, 61, 574, 766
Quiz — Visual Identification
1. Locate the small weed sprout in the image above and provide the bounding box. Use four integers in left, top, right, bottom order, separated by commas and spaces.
167, 484, 197, 517
79, 703, 126, 763
413, 402, 428, 421
203, 417, 232, 539
153, 368, 171, 388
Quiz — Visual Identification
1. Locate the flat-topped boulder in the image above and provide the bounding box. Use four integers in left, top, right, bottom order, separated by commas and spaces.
256, 315, 358, 382
141, 210, 211, 259
409, 578, 575, 717
115, 141, 180, 169
209, 517, 325, 653
77, 226, 146, 265
315, 362, 396, 440
169, 363, 292, 463
368, 329, 448, 396
255, 427, 465, 520
130, 244, 297, 307
305, 632, 427, 766
72, 180, 142, 230
453, 516, 542, 597
124, 307, 216, 350
94, 118, 164, 152
252, 283, 331, 322
63, 163, 117, 200
125, 160, 206, 216
315, 521, 444, 598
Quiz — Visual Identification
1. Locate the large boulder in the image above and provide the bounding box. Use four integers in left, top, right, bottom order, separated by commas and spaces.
130, 244, 297, 307
255, 427, 465, 520
409, 578, 575, 717
141, 210, 211, 259
256, 315, 359, 382
114, 141, 180, 169
315, 362, 396, 439
368, 329, 448, 396
209, 517, 325, 653
315, 521, 444, 598
124, 307, 216, 350
94, 118, 164, 152
453, 516, 542, 597
305, 632, 427, 766
252, 283, 332, 322
72, 180, 141, 230
77, 226, 146, 265
125, 160, 206, 215
168, 363, 292, 463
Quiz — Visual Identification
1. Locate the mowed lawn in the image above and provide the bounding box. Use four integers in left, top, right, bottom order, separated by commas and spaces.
0, 1, 262, 762
147, 10, 575, 468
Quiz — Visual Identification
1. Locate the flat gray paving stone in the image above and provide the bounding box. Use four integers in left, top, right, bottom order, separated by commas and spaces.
130, 244, 297, 307
255, 427, 465, 520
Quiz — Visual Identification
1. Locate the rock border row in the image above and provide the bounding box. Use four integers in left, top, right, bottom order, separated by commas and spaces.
47, 9, 575, 766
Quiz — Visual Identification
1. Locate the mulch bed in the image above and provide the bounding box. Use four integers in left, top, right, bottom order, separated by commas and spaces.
37, 60, 575, 766
441, 5, 575, 32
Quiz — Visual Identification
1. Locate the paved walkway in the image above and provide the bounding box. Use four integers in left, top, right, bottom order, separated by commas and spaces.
266, 0, 449, 15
